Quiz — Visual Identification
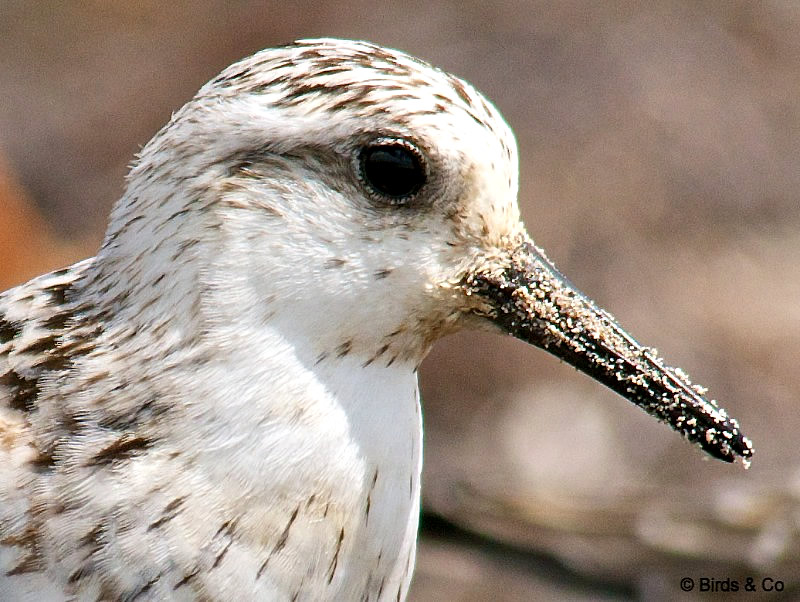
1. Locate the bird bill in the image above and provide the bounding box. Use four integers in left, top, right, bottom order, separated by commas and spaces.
463, 235, 753, 466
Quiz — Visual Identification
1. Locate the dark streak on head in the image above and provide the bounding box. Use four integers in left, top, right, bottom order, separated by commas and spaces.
214, 519, 235, 539
68, 558, 98, 584
325, 258, 347, 269
257, 504, 301, 579
124, 572, 161, 600
361, 344, 389, 369
98, 396, 168, 433
31, 333, 97, 373
2, 523, 43, 576
327, 527, 345, 584
173, 567, 201, 590
213, 67, 252, 87
210, 540, 232, 570
1, 370, 39, 413
447, 76, 471, 106
4, 551, 43, 577
17, 334, 59, 356
336, 339, 353, 358
364, 467, 380, 524
87, 436, 152, 467
0, 318, 23, 344
29, 448, 56, 473
147, 496, 188, 531
43, 281, 73, 307
78, 524, 103, 553
41, 311, 72, 331
274, 506, 300, 553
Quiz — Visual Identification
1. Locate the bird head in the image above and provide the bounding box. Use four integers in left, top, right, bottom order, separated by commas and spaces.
102, 39, 752, 465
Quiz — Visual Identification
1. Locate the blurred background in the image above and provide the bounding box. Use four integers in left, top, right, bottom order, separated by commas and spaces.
1, 1, 798, 599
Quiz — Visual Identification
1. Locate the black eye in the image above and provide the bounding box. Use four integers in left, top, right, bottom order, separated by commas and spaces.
358, 139, 427, 203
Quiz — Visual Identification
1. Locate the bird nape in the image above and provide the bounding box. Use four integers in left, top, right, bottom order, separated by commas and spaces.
0, 38, 751, 601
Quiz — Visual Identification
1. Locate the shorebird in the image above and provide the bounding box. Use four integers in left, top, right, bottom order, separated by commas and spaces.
0, 39, 752, 600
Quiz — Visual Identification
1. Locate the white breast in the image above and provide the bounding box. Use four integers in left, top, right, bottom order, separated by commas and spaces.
147, 334, 425, 600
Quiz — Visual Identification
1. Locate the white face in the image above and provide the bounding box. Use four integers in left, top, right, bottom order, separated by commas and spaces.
112, 39, 523, 364
103, 39, 751, 465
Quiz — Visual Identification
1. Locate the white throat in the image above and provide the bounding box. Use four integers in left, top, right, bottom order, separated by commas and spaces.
156, 316, 425, 599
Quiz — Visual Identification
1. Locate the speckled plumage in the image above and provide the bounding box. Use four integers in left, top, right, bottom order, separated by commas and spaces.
0, 39, 751, 601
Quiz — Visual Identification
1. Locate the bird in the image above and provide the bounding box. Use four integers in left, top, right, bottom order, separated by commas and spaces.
0, 38, 752, 601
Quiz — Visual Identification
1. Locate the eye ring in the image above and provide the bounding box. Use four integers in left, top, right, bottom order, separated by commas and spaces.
357, 137, 427, 204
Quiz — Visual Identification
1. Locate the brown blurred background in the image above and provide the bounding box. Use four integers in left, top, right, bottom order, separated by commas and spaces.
1, 2, 798, 600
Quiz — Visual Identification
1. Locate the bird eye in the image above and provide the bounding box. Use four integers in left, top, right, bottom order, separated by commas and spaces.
358, 138, 427, 203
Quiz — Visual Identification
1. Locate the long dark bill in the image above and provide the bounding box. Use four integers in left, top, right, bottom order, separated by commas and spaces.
464, 237, 753, 465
